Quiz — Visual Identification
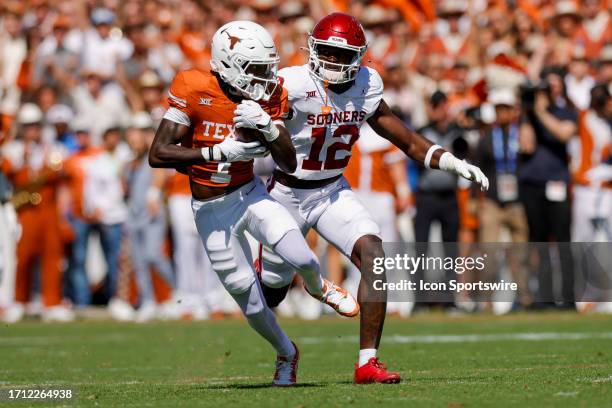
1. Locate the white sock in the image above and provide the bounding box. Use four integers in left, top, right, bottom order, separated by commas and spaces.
358, 349, 377, 367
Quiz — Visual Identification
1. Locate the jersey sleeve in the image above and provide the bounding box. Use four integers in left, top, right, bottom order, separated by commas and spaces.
164, 71, 192, 127
363, 67, 384, 119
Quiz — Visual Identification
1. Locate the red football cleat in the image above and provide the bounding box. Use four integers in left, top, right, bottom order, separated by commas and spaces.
354, 358, 401, 384
273, 342, 300, 386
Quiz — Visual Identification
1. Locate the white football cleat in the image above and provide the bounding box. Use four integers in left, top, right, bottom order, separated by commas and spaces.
41, 305, 75, 323
135, 301, 157, 323
1, 303, 25, 323
273, 342, 299, 387
307, 278, 360, 317
108, 298, 135, 322
158, 297, 183, 321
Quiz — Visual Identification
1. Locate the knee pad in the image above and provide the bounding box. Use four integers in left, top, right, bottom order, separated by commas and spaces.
208, 246, 255, 295
220, 270, 255, 295
261, 283, 291, 308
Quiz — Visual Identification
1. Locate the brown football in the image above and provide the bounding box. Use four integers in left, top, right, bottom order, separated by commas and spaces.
235, 127, 266, 144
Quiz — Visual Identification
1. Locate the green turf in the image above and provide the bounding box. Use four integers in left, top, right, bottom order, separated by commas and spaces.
1, 312, 611, 407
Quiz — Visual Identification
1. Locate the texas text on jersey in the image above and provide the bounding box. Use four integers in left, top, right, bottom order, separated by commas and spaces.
164, 69, 289, 187
278, 64, 383, 181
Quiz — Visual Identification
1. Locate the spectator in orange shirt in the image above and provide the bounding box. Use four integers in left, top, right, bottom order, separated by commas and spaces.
176, 2, 211, 71
1, 103, 72, 322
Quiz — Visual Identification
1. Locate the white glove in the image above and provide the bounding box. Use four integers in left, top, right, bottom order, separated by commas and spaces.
233, 100, 280, 142
439, 152, 490, 191
201, 137, 267, 162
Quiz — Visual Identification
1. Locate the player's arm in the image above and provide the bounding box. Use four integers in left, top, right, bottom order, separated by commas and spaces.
233, 101, 297, 173
149, 119, 203, 168
149, 119, 267, 168
264, 125, 297, 173
367, 99, 489, 191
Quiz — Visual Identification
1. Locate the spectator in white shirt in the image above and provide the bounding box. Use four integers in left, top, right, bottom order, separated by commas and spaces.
0, 6, 27, 124
566, 49, 595, 110
68, 68, 131, 144
72, 8, 133, 79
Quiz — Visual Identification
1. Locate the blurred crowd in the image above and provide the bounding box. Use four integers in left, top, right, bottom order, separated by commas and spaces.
0, 0, 610, 322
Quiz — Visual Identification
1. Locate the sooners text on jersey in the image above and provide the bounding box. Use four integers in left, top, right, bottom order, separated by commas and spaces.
278, 65, 383, 180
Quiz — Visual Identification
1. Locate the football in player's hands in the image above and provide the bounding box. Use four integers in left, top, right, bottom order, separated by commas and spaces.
235, 127, 267, 145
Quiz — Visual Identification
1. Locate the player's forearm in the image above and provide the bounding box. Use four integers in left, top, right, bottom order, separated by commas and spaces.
368, 109, 446, 169
268, 125, 297, 173
148, 144, 205, 168
149, 119, 205, 168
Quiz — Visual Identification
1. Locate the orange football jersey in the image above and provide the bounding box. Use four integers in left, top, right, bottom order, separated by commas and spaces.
167, 69, 288, 188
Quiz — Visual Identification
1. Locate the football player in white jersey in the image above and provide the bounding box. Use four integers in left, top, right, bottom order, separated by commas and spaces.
232, 13, 489, 384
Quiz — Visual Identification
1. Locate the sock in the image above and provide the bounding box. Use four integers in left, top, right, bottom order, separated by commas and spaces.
359, 349, 377, 367
232, 281, 295, 357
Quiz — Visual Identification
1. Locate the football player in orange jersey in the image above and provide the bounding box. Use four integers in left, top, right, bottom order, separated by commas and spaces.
149, 21, 358, 386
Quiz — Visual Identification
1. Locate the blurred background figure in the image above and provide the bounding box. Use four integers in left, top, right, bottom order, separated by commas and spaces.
414, 91, 464, 245
572, 84, 612, 242
63, 124, 126, 307
519, 68, 578, 308
0, 150, 19, 321
125, 113, 176, 322
45, 104, 78, 154
165, 169, 208, 320
1, 103, 72, 322
571, 83, 612, 313
412, 91, 464, 306
0, 3, 27, 135
475, 88, 531, 310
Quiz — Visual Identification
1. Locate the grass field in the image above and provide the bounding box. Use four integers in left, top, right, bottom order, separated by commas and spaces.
1, 312, 611, 407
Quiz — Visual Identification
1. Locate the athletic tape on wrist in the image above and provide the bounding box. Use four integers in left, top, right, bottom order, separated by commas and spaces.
264, 124, 280, 143
424, 144, 442, 169
201, 146, 221, 161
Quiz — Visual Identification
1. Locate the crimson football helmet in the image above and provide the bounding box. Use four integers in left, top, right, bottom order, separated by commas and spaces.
308, 13, 368, 84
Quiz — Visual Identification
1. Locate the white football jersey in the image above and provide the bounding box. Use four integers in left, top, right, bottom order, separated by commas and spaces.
278, 65, 384, 180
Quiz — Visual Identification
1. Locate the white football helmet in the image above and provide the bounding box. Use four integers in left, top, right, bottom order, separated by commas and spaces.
210, 21, 280, 101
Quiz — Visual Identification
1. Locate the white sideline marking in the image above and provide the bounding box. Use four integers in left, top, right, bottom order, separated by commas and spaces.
0, 333, 139, 346
554, 391, 578, 397
299, 332, 612, 344
0, 376, 256, 388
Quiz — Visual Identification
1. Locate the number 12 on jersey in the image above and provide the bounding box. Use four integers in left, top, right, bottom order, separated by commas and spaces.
302, 125, 360, 171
